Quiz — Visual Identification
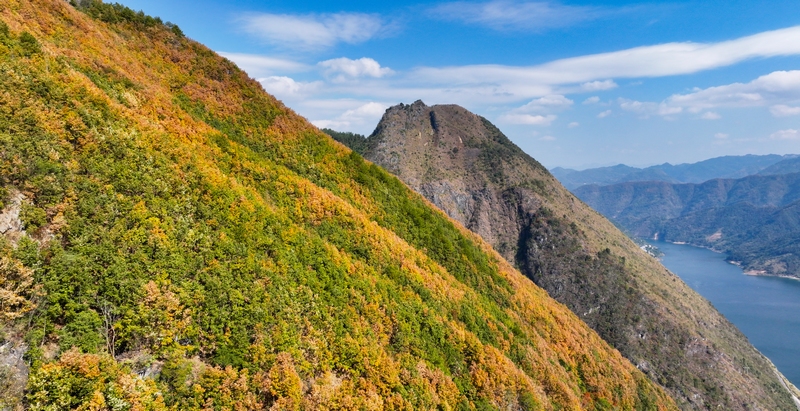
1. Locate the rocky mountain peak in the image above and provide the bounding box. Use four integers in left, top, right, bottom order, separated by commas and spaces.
343, 101, 800, 410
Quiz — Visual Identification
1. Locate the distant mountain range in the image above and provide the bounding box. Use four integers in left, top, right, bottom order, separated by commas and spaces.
552, 154, 799, 190
574, 172, 800, 278
759, 156, 800, 176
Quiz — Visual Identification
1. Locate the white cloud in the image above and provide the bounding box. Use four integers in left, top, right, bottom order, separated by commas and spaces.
257, 76, 321, 99
667, 70, 800, 110
581, 80, 617, 91
341, 102, 388, 119
412, 26, 800, 93
319, 57, 393, 82
429, 0, 608, 31
568, 121, 579, 128
516, 95, 573, 112
501, 113, 557, 125
770, 129, 800, 140
770, 104, 800, 117
239, 12, 386, 50
619, 98, 682, 117
218, 52, 308, 77
311, 102, 388, 131
600, 71, 800, 121
539, 135, 556, 141
597, 110, 611, 118
583, 96, 600, 104
714, 133, 729, 139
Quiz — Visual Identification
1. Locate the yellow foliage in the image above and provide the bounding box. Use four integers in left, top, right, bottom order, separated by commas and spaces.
0, 256, 36, 320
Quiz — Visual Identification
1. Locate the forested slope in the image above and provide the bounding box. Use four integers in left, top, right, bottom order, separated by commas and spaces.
0, 0, 680, 409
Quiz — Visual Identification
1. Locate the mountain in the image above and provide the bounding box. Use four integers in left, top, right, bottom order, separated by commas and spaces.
327, 101, 800, 410
553, 155, 796, 190
0, 1, 686, 409
574, 173, 800, 278
760, 157, 800, 176
550, 164, 642, 188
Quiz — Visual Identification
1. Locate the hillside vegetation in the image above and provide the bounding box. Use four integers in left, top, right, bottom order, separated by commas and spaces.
575, 173, 800, 278
0, 0, 681, 409
328, 101, 800, 410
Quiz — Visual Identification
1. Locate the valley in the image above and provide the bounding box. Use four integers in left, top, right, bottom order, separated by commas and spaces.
573, 171, 800, 279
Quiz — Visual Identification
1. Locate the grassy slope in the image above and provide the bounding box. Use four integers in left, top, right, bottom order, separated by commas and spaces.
348, 102, 799, 410
0, 0, 676, 409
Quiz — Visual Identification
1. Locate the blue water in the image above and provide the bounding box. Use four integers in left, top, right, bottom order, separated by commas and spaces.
649, 241, 800, 387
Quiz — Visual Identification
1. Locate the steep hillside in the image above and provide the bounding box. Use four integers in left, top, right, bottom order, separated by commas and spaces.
575, 174, 800, 278
0, 0, 683, 409
331, 101, 800, 410
553, 155, 795, 190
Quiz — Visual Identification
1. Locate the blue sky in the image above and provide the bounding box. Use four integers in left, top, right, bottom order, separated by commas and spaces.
119, 0, 800, 168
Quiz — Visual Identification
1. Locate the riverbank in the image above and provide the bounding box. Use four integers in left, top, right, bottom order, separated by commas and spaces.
656, 240, 799, 281
648, 240, 800, 388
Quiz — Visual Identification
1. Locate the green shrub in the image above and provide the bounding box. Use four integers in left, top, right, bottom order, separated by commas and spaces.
19, 204, 46, 232
19, 31, 41, 56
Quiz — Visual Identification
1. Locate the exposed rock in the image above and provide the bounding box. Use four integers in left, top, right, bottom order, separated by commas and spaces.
0, 190, 26, 246
0, 334, 28, 410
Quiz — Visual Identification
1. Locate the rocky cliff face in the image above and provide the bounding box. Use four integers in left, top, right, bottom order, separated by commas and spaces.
353, 101, 800, 410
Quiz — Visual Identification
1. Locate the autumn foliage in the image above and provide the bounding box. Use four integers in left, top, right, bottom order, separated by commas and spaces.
0, 0, 676, 409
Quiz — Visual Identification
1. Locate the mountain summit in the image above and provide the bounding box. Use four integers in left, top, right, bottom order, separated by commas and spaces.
336, 101, 800, 410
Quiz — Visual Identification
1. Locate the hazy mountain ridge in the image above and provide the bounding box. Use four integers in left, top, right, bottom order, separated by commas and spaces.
760, 157, 800, 176
575, 173, 800, 278
0, 1, 685, 409
327, 102, 800, 410
553, 154, 797, 190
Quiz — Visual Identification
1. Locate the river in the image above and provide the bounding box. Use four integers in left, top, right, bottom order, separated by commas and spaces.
648, 240, 800, 387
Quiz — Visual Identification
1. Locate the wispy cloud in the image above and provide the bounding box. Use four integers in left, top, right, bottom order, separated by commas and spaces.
501, 113, 557, 125
226, 27, 800, 121
257, 76, 322, 99
412, 26, 800, 94
312, 102, 388, 131
429, 1, 611, 31
619, 98, 682, 117
607, 71, 800, 119
666, 70, 800, 110
581, 80, 617, 91
223, 26, 800, 136
318, 57, 394, 82
770, 104, 800, 117
597, 110, 611, 118
770, 129, 800, 140
515, 95, 573, 112
239, 12, 387, 50
219, 52, 309, 77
